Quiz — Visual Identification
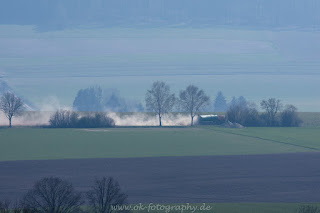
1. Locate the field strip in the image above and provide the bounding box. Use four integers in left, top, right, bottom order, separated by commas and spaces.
2, 153, 320, 203
200, 127, 320, 151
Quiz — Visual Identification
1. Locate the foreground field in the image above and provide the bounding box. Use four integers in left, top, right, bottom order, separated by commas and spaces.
1, 127, 320, 211
1, 127, 320, 161
1, 153, 320, 203
130, 203, 320, 213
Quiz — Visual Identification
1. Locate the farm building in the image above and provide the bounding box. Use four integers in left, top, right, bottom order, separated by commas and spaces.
197, 114, 226, 125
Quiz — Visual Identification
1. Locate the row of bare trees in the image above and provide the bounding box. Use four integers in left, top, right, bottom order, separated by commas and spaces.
145, 81, 210, 126
145, 81, 302, 127
0, 85, 303, 128
227, 97, 302, 127
0, 176, 128, 213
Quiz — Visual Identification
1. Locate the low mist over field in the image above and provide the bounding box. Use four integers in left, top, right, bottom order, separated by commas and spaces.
0, 1, 319, 112
108, 113, 194, 126
1, 27, 320, 112
0, 111, 194, 127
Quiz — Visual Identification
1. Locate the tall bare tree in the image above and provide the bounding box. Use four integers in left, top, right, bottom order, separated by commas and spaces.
179, 85, 210, 126
260, 98, 282, 126
86, 177, 128, 213
145, 81, 175, 126
0, 92, 24, 127
21, 177, 83, 213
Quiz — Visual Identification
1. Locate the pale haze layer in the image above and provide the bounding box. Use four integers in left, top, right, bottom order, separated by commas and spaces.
0, 1, 319, 111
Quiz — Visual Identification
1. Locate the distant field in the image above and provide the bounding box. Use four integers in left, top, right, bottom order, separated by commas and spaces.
205, 127, 320, 150
299, 112, 320, 127
0, 25, 320, 111
0, 127, 319, 162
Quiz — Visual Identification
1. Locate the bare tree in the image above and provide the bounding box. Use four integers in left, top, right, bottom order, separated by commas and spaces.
0, 92, 24, 127
145, 81, 175, 126
86, 177, 128, 213
260, 98, 282, 126
179, 85, 209, 126
21, 177, 83, 213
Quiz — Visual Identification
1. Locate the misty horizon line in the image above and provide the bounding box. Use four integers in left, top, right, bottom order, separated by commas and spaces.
2, 0, 320, 31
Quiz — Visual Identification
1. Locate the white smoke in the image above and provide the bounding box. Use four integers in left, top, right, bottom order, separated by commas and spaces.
0, 95, 196, 126
107, 112, 196, 126
0, 111, 52, 126
0, 96, 73, 126
0, 112, 196, 127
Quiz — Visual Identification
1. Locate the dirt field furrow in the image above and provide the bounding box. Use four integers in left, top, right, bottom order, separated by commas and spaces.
1, 153, 320, 203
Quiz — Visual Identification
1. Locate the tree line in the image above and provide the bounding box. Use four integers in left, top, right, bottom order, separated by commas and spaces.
144, 81, 302, 127
0, 82, 302, 128
0, 176, 128, 213
49, 111, 115, 128
227, 96, 302, 127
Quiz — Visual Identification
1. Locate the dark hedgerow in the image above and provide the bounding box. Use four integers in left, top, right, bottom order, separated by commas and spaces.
49, 110, 79, 128
77, 112, 115, 128
49, 110, 115, 128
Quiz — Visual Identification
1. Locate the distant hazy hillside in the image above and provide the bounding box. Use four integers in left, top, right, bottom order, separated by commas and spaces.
1, 0, 320, 29
0, 79, 36, 110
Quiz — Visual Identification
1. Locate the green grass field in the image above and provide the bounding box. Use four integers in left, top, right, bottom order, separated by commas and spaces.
128, 203, 320, 213
1, 126, 319, 162
1, 126, 320, 212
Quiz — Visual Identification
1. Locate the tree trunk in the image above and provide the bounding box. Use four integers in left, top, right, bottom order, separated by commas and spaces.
159, 114, 162, 127
191, 116, 194, 126
9, 117, 12, 128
